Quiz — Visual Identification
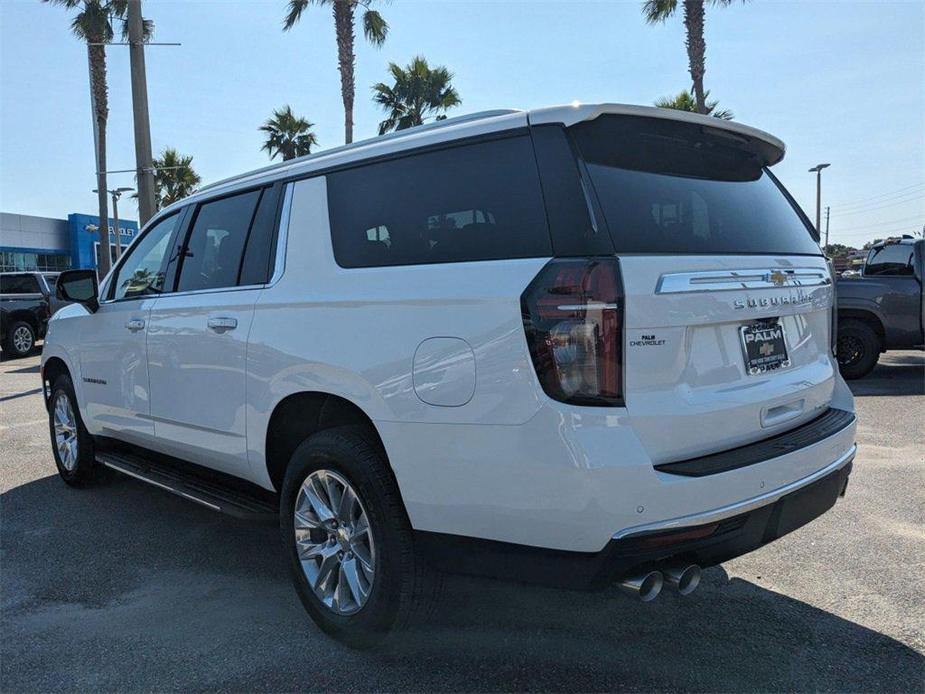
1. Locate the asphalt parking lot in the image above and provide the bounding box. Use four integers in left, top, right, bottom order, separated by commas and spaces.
2, 350, 923, 692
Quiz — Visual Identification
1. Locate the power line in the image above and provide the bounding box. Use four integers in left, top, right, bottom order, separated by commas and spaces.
831, 214, 923, 233
831, 181, 925, 210
831, 191, 925, 217
835, 224, 922, 240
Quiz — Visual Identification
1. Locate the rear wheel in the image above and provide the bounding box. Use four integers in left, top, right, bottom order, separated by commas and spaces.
837, 319, 881, 380
4, 321, 35, 358
280, 426, 440, 647
48, 374, 97, 485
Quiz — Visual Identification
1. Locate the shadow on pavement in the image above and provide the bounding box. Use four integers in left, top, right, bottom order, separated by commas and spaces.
2, 473, 922, 692
849, 354, 924, 397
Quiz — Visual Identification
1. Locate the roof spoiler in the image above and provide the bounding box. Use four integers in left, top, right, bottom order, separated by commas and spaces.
529, 103, 786, 166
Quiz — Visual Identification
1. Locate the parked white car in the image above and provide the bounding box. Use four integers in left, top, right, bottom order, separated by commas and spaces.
42, 103, 857, 646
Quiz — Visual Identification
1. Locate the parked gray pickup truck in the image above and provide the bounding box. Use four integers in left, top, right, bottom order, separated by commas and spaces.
836, 237, 924, 379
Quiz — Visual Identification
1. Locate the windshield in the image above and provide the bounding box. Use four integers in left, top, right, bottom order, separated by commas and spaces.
570, 115, 822, 256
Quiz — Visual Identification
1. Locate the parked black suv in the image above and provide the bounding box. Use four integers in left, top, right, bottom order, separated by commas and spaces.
836, 237, 925, 378
0, 272, 65, 358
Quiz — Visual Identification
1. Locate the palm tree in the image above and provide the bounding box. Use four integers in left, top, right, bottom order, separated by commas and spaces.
43, 0, 151, 276
260, 106, 319, 161
642, 0, 741, 115
655, 89, 733, 119
372, 56, 462, 135
283, 0, 387, 144
152, 148, 201, 209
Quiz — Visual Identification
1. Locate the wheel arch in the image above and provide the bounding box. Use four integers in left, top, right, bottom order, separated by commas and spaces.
838, 308, 885, 342
264, 390, 392, 494
41, 356, 71, 410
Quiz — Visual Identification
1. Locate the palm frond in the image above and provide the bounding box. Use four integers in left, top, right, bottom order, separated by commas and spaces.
373, 55, 462, 134
283, 0, 310, 31
362, 9, 388, 47
642, 0, 678, 23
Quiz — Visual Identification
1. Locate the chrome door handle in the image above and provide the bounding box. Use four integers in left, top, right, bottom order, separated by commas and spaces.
125, 318, 145, 332
207, 317, 237, 332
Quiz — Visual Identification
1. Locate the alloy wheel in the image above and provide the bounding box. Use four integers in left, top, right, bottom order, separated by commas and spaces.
53, 392, 78, 471
293, 469, 376, 615
12, 325, 33, 354
837, 335, 863, 367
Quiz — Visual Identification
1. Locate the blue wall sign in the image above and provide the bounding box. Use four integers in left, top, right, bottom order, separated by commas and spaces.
67, 213, 139, 269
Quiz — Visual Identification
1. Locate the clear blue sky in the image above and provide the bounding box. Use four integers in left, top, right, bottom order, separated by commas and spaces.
1, 0, 923, 248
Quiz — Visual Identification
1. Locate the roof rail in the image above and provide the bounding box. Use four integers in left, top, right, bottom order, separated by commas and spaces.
197, 108, 522, 193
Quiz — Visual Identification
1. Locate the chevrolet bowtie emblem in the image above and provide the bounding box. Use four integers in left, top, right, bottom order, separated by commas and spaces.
759, 342, 775, 356
768, 270, 789, 287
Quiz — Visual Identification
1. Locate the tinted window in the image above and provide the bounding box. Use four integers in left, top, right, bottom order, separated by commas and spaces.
111, 213, 180, 300
327, 135, 552, 267
570, 116, 822, 255
865, 244, 914, 276
0, 274, 41, 294
531, 125, 614, 256
177, 190, 261, 292
240, 185, 282, 286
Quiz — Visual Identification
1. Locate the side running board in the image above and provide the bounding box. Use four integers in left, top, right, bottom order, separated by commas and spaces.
96, 451, 278, 521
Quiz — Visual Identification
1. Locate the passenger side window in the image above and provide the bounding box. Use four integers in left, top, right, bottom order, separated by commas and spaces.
865, 244, 914, 276
177, 190, 261, 292
110, 212, 180, 300
327, 136, 552, 267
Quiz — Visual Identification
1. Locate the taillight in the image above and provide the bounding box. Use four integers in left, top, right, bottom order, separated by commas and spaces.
521, 257, 624, 406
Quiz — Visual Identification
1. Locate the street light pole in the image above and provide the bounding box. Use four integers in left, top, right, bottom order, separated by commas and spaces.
128, 0, 156, 226
93, 187, 134, 260
808, 163, 831, 237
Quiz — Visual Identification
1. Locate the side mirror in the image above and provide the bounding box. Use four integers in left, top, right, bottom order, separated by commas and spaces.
56, 269, 99, 313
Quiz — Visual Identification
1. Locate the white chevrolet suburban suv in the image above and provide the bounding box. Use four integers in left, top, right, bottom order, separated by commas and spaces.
43, 104, 857, 645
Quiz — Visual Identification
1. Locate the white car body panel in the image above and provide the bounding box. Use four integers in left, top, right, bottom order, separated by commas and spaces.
41, 103, 856, 560
76, 297, 158, 444
146, 288, 260, 478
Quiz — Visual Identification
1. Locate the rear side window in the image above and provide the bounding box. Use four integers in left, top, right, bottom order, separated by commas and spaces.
177, 190, 261, 292
570, 115, 822, 256
0, 274, 40, 294
327, 135, 552, 267
865, 244, 914, 276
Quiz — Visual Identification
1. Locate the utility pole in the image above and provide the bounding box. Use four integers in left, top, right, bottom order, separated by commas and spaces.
808, 163, 831, 237
128, 0, 156, 226
824, 205, 831, 249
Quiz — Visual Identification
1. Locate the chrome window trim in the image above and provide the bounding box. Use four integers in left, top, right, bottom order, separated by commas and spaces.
656, 267, 832, 294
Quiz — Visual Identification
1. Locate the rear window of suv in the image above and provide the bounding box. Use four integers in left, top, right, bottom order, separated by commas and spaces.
570, 115, 822, 256
327, 135, 552, 267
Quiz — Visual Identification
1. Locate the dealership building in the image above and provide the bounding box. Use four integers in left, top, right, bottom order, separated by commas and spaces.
0, 211, 139, 273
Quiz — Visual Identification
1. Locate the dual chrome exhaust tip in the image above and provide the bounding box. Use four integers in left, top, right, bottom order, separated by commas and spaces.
618, 564, 702, 601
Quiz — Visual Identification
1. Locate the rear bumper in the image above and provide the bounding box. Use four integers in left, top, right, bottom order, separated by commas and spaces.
416, 447, 854, 589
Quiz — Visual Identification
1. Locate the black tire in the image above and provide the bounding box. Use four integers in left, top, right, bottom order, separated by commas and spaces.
48, 373, 98, 486
280, 426, 441, 648
837, 319, 881, 380
3, 320, 36, 358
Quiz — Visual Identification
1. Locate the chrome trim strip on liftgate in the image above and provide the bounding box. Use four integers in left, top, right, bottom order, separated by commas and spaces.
612, 444, 856, 540
656, 268, 832, 294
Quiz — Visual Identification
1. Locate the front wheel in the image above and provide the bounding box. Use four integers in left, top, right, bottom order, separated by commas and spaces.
48, 374, 97, 486
837, 319, 881, 380
280, 426, 440, 648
